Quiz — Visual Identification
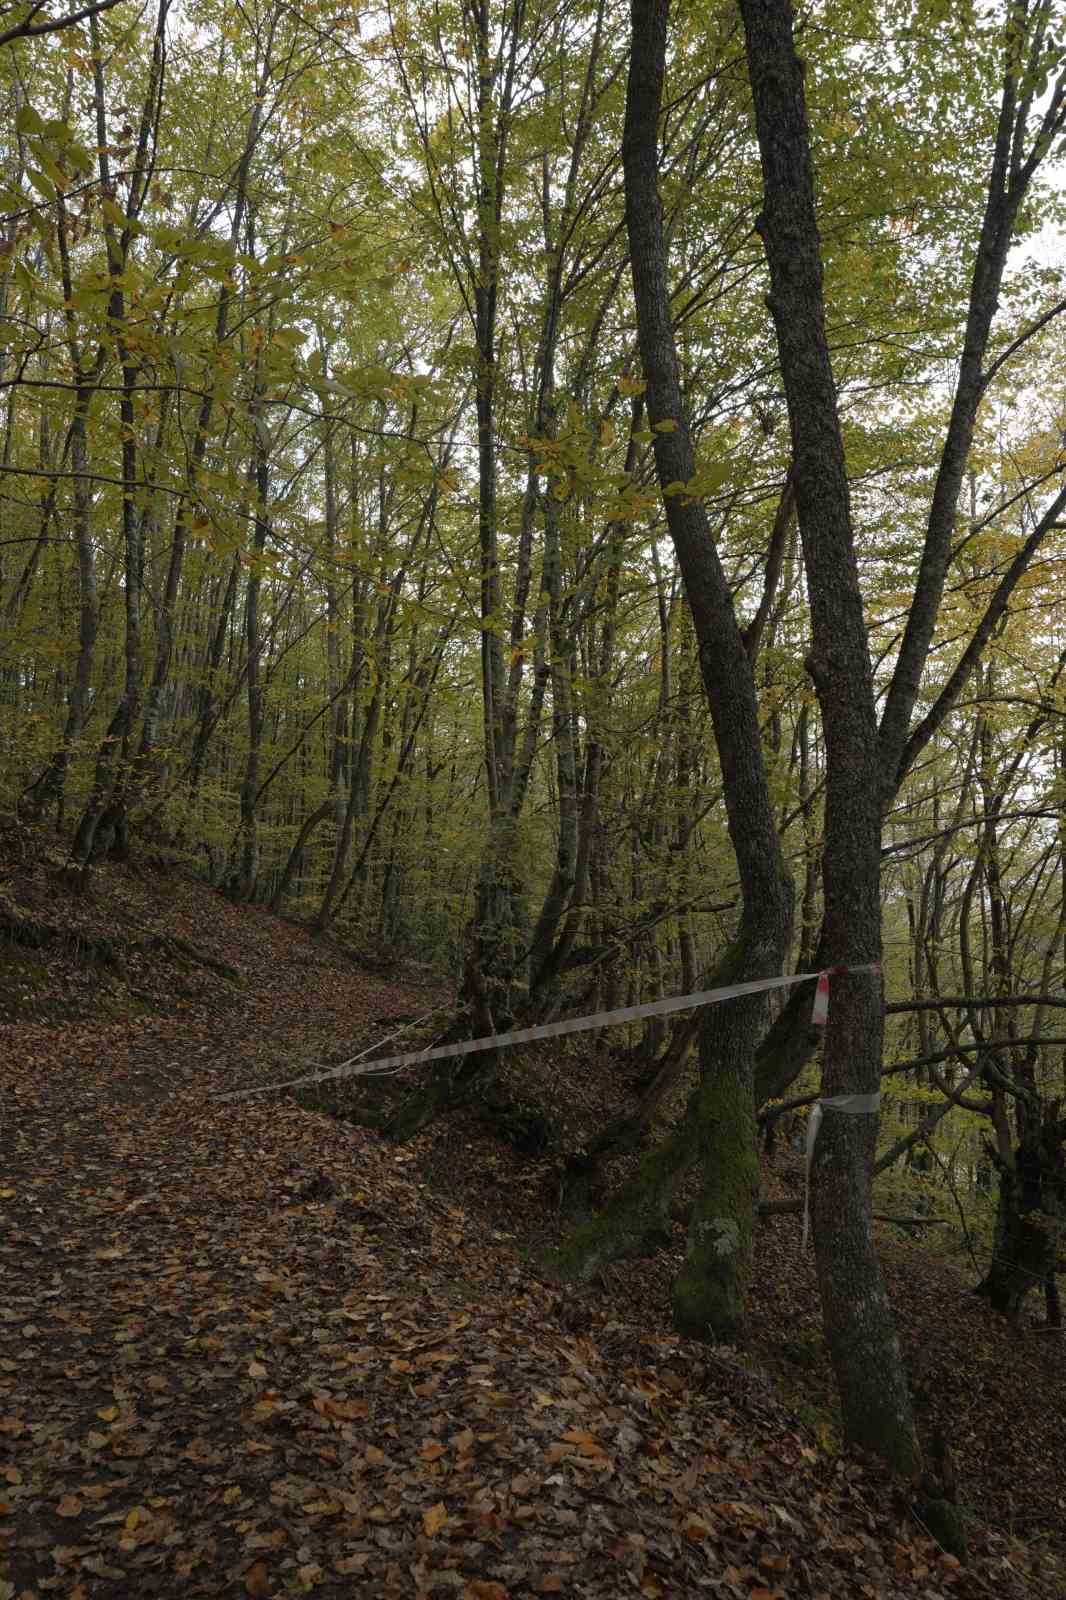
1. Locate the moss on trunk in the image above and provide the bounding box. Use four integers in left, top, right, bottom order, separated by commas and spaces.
544, 1119, 697, 1282
672, 1062, 760, 1343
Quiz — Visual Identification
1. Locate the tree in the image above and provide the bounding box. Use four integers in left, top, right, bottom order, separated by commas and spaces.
1, 0, 1063, 1488
737, 0, 1065, 1470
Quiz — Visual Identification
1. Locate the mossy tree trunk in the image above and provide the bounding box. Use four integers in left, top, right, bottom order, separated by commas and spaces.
549, 1114, 698, 1281
554, 0, 797, 1342
671, 981, 768, 1343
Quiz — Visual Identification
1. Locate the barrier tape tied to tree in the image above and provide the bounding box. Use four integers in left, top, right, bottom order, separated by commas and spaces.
221, 962, 881, 1103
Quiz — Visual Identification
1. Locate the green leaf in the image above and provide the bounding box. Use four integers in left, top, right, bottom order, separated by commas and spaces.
26, 169, 56, 202
15, 105, 46, 137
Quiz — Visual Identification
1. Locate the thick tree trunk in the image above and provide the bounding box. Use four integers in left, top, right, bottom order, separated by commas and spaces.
553, 0, 795, 1339
738, 0, 920, 1475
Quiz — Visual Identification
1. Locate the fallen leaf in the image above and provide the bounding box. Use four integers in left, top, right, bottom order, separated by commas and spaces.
56, 1495, 83, 1518
558, 1428, 607, 1459
423, 1500, 448, 1536
245, 1559, 271, 1597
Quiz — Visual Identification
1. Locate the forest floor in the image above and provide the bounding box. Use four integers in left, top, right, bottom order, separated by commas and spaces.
2, 835, 1065, 1600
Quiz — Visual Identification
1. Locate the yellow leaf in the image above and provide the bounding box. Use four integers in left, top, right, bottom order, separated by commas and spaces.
423, 1501, 447, 1536
97, 1407, 119, 1422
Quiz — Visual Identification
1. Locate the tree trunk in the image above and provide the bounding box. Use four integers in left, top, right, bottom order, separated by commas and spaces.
553, 0, 795, 1340
230, 422, 270, 903
738, 0, 920, 1475
976, 1122, 1066, 1319
22, 204, 97, 822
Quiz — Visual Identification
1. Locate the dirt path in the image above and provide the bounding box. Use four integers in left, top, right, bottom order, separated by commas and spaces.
2, 855, 1063, 1599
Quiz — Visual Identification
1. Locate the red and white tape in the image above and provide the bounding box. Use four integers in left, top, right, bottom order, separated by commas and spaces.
220, 961, 880, 1102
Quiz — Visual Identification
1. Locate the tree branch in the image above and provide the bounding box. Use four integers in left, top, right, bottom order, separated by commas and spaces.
0, 0, 129, 48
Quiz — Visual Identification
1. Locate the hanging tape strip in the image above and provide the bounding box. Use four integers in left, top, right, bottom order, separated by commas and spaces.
802, 1092, 883, 1248
220, 961, 880, 1102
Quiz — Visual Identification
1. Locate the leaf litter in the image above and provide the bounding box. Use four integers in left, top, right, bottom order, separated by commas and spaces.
1, 843, 1064, 1599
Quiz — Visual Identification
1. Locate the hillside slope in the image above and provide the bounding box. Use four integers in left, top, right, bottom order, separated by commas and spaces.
1, 841, 1062, 1599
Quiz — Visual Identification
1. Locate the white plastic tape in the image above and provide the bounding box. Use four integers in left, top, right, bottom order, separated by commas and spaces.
220, 962, 881, 1102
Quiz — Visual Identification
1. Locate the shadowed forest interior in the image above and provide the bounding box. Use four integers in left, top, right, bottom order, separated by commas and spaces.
2, 0, 1066, 1594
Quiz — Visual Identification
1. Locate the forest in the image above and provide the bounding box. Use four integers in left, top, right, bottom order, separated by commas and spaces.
1, 0, 1065, 1586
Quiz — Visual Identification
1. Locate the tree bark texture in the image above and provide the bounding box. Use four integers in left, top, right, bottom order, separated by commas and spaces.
737, 0, 920, 1475
621, 0, 793, 1341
